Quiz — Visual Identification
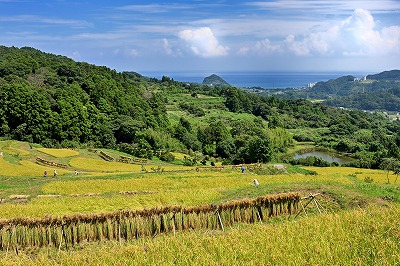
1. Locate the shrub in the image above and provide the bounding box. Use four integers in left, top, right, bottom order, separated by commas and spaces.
364, 176, 374, 183
159, 151, 175, 162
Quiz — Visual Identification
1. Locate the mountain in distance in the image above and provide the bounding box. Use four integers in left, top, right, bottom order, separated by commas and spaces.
263, 69, 400, 112
367, 70, 400, 80
202, 74, 230, 87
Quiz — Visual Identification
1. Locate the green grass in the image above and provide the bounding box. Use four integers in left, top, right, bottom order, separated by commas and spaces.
166, 92, 261, 128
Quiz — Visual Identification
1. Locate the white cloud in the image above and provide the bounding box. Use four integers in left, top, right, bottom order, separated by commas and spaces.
282, 9, 400, 56
72, 51, 80, 59
238, 46, 250, 55
178, 27, 229, 57
255, 38, 282, 52
248, 0, 400, 15
127, 49, 138, 57
117, 4, 192, 13
163, 38, 173, 55
162, 38, 182, 57
239, 38, 282, 55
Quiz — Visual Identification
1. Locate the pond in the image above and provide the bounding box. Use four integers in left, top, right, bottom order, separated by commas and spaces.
293, 151, 353, 165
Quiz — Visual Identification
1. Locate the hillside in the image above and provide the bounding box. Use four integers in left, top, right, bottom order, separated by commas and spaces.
267, 70, 400, 111
202, 74, 230, 87
0, 46, 399, 168
367, 69, 400, 80
0, 139, 399, 264
0, 46, 399, 264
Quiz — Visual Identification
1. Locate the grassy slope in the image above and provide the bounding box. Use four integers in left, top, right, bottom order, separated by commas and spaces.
0, 141, 399, 264
166, 92, 261, 128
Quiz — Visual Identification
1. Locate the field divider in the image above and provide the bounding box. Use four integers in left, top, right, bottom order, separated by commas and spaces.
0, 192, 300, 250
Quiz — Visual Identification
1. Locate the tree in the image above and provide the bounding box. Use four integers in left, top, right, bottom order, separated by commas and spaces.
394, 164, 400, 184
236, 136, 273, 164
216, 138, 236, 159
380, 158, 400, 183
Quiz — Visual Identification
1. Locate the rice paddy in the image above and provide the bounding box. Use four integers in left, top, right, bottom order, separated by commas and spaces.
0, 140, 399, 264
37, 148, 80, 158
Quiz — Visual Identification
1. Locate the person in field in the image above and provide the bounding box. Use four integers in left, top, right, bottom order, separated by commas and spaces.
53, 169, 57, 177
43, 170, 47, 177
240, 166, 245, 173
253, 179, 259, 186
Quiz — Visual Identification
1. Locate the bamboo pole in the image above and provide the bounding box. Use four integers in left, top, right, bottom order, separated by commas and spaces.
171, 214, 176, 236
216, 210, 224, 231
255, 207, 263, 223
58, 225, 63, 252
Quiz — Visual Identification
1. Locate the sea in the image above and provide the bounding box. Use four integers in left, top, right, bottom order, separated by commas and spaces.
142, 71, 368, 90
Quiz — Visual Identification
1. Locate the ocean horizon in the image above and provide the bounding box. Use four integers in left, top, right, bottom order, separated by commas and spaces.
142, 71, 368, 90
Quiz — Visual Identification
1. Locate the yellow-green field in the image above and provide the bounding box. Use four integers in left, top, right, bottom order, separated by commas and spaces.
37, 148, 80, 158
0, 141, 399, 264
1, 205, 398, 265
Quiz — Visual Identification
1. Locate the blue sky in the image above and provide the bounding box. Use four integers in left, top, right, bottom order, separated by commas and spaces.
1, 0, 399, 73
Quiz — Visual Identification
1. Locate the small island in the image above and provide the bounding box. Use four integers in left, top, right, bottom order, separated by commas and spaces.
202, 74, 230, 87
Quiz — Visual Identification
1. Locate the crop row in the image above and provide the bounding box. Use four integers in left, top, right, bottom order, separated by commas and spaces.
0, 193, 300, 250
36, 157, 67, 168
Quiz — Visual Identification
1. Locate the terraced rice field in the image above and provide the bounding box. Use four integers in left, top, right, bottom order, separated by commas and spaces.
0, 141, 398, 265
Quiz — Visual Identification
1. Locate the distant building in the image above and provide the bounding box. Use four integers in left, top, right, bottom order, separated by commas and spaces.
353, 76, 367, 82
307, 82, 316, 88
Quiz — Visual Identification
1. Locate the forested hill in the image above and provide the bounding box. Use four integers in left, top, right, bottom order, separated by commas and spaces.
0, 46, 167, 147
0, 46, 399, 167
202, 74, 230, 87
269, 70, 400, 111
367, 70, 400, 80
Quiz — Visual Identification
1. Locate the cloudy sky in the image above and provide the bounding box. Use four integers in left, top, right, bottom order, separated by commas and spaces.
1, 0, 399, 73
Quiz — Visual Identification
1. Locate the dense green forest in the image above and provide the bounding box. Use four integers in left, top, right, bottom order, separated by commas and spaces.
266, 70, 400, 111
0, 46, 399, 168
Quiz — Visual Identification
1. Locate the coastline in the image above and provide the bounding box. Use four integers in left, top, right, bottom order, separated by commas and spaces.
141, 71, 368, 90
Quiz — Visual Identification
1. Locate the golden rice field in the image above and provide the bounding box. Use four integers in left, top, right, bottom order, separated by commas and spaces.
305, 166, 397, 184
69, 157, 192, 173
1, 205, 398, 265
0, 141, 399, 265
37, 148, 80, 158
0, 189, 222, 218
41, 171, 352, 196
0, 168, 359, 219
0, 157, 71, 177
0, 140, 31, 156
170, 152, 189, 160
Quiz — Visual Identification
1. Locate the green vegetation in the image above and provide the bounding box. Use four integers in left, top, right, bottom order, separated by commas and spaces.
1, 46, 399, 169
268, 70, 400, 111
0, 46, 400, 264
202, 73, 230, 87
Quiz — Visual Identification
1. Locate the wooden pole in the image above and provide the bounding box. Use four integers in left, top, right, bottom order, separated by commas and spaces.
300, 201, 308, 217
295, 193, 325, 218
118, 219, 121, 244
58, 225, 64, 252
294, 197, 314, 218
313, 198, 322, 214
171, 214, 176, 236
62, 224, 68, 251
216, 210, 224, 231
255, 207, 263, 223
314, 198, 326, 213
